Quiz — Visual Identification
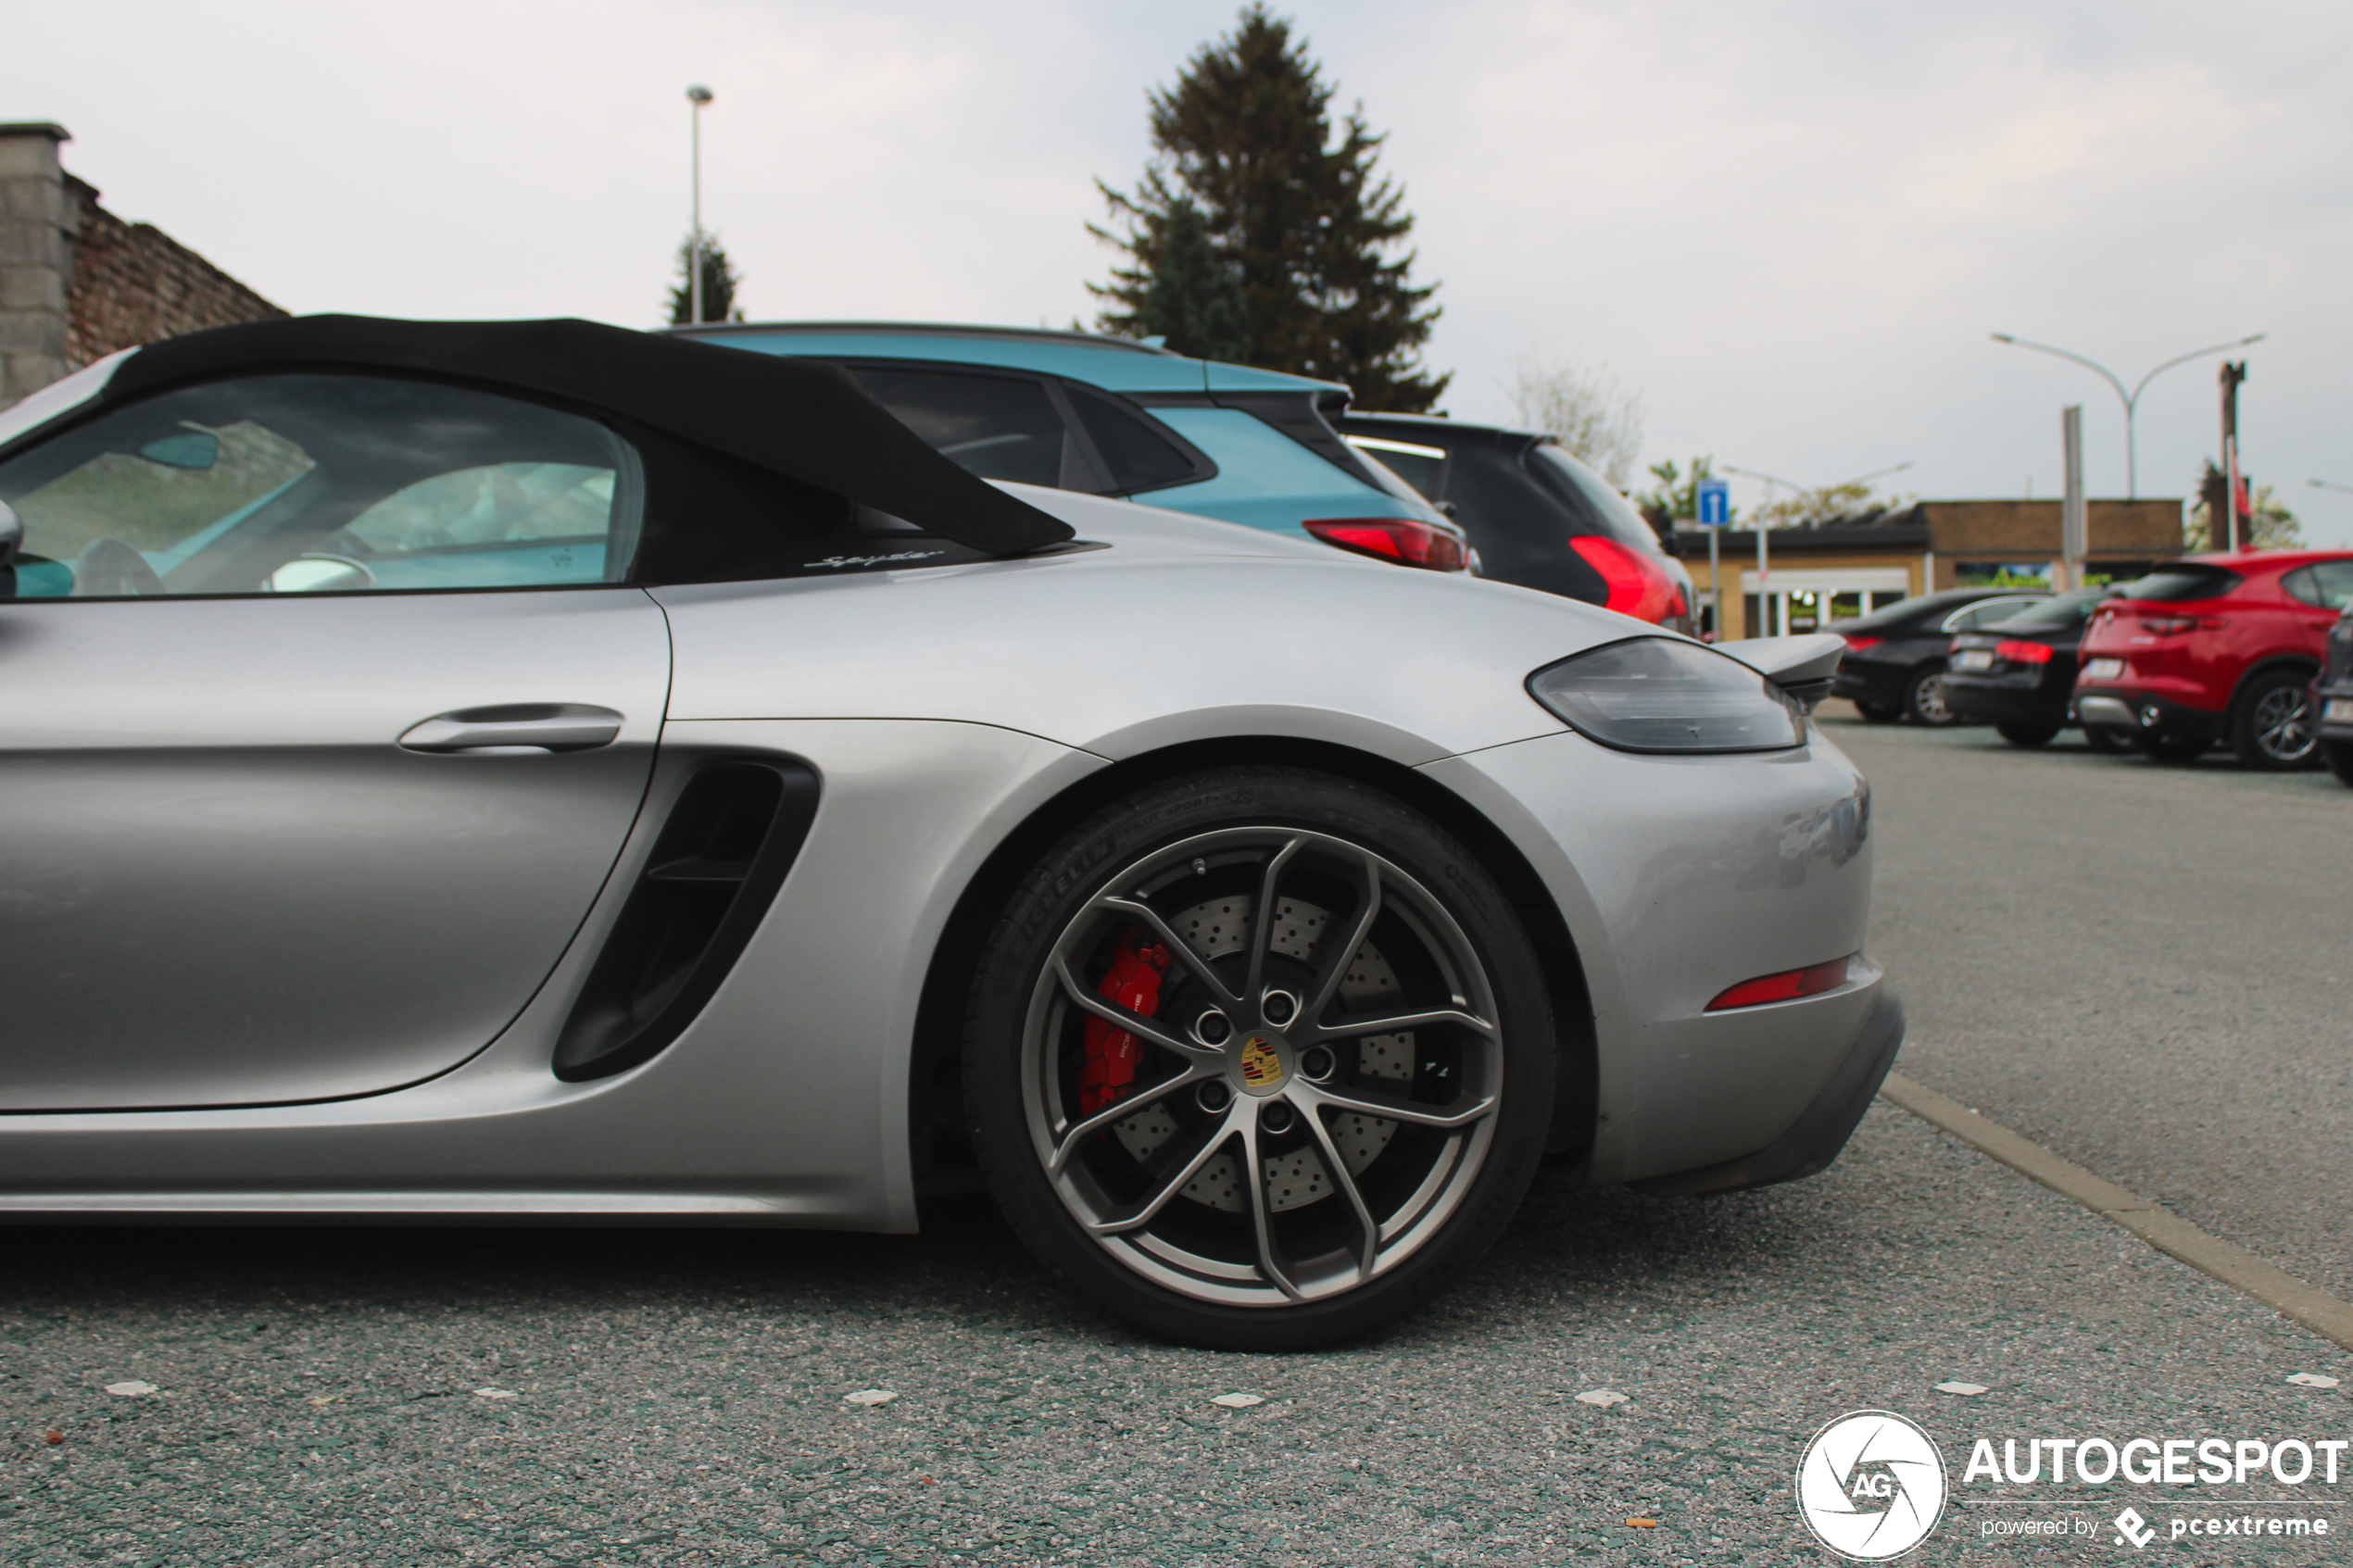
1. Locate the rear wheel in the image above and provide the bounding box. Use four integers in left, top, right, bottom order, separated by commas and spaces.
1903, 666, 1958, 726
1854, 700, 1901, 723
2231, 671, 2321, 771
1997, 722, 2059, 748
963, 766, 1554, 1350
2325, 740, 2353, 788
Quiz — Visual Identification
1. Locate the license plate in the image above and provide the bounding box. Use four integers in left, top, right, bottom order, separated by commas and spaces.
2327, 698, 2353, 723
1952, 649, 1995, 671
2082, 659, 2124, 681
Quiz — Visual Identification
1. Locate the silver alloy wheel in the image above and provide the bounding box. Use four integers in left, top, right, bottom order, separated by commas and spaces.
1909, 671, 1953, 723
2251, 685, 2316, 762
1019, 826, 1503, 1309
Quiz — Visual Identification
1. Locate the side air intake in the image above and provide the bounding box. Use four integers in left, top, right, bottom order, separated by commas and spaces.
552, 759, 819, 1082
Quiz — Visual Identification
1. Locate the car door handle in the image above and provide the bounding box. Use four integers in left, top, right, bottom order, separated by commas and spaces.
397, 703, 626, 754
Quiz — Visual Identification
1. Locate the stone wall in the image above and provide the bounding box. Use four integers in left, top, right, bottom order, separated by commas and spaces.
0, 123, 283, 407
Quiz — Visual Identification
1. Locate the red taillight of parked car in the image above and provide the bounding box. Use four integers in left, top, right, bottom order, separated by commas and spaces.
2138, 615, 2199, 635
1302, 518, 1468, 572
1568, 535, 1686, 622
1706, 956, 1852, 1012
1994, 639, 2054, 665
1842, 635, 1882, 651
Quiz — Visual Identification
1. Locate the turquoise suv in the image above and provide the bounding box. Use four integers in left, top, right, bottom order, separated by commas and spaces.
674, 322, 1468, 571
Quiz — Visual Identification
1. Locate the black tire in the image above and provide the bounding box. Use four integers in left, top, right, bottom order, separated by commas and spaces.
1854, 700, 1901, 724
1902, 665, 1958, 726
1997, 722, 2060, 748
2229, 670, 2322, 771
963, 765, 1554, 1351
2325, 740, 2353, 789
2140, 734, 2206, 764
2082, 726, 2131, 754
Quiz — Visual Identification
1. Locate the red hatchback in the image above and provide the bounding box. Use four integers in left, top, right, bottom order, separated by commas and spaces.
2074, 551, 2353, 768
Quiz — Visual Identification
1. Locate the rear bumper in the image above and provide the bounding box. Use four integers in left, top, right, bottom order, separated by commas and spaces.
2075, 689, 2228, 743
2317, 679, 2353, 743
1943, 671, 2071, 728
1631, 988, 1905, 1197
1831, 659, 1908, 709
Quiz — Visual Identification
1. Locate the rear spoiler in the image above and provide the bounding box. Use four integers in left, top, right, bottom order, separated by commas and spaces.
1716, 633, 1845, 711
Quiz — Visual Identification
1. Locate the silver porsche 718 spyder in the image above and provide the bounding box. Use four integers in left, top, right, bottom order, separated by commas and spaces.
0, 318, 1899, 1350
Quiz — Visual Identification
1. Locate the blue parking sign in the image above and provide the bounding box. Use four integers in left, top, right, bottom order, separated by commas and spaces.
1697, 479, 1731, 528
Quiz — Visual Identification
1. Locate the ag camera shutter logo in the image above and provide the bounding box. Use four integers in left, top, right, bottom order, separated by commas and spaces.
1796, 1410, 1948, 1560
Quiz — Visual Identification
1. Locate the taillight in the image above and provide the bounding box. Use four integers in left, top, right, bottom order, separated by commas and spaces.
1568, 535, 1683, 622
2140, 615, 2198, 635
1994, 639, 2054, 665
1302, 518, 1468, 572
1842, 635, 1882, 651
1706, 956, 1852, 1012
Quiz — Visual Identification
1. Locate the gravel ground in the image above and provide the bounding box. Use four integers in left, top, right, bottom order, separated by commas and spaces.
5, 1100, 2347, 1565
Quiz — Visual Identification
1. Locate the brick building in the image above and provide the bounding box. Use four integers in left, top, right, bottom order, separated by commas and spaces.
1679, 497, 2183, 639
1, 122, 283, 408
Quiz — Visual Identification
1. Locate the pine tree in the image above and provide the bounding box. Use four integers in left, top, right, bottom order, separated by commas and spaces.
1100, 196, 1247, 362
666, 232, 744, 326
1091, 6, 1446, 411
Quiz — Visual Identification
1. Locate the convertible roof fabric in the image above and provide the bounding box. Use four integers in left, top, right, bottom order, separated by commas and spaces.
104, 315, 1076, 556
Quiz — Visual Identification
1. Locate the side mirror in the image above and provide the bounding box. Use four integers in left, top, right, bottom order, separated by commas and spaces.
0, 498, 20, 568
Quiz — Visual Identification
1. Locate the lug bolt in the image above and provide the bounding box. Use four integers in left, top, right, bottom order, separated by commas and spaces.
1261, 1100, 1296, 1135
1262, 989, 1299, 1025
1195, 1010, 1232, 1046
1300, 1046, 1336, 1081
1195, 1081, 1233, 1114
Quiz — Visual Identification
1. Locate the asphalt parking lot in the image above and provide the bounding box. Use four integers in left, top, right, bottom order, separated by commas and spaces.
5, 714, 2348, 1566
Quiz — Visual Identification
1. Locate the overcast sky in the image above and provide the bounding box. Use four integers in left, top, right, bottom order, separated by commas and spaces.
8, 0, 2348, 544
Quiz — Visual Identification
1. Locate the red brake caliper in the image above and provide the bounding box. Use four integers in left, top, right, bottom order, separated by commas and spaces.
1079, 930, 1174, 1117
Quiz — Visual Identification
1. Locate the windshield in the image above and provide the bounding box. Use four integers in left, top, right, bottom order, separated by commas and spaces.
1990, 585, 2111, 629
2118, 565, 2244, 602
1525, 445, 1662, 552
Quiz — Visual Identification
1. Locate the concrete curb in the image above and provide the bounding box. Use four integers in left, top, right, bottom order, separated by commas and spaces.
1881, 1071, 2353, 1354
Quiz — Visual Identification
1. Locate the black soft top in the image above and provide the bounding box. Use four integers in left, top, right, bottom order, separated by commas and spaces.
103, 314, 1075, 557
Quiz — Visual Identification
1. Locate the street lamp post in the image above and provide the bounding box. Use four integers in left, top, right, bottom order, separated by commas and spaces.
1989, 332, 2265, 499
686, 84, 714, 325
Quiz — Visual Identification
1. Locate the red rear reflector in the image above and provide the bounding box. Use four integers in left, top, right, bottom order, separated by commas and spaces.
1993, 639, 2054, 665
1302, 518, 1468, 571
1842, 635, 1882, 651
1568, 535, 1683, 623
1705, 956, 1852, 1012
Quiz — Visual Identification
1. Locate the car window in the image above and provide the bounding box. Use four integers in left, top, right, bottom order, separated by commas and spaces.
2284, 560, 2353, 609
1993, 586, 2109, 628
843, 366, 1079, 491
1061, 383, 1202, 495
2117, 565, 2243, 602
0, 373, 639, 598
1344, 434, 1447, 500
1524, 445, 1664, 552
1940, 596, 2042, 632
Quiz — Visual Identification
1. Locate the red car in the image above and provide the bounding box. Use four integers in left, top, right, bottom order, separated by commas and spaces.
2074, 550, 2353, 768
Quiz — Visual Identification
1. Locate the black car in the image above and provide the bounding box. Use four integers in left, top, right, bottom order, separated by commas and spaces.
2320, 602, 2353, 787
1941, 586, 2127, 748
1340, 412, 1696, 633
1830, 588, 2051, 724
